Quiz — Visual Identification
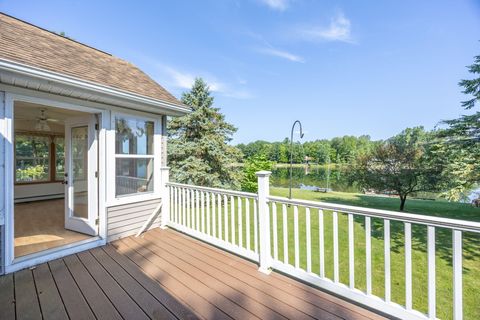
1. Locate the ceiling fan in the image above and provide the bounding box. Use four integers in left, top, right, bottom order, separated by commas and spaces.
34, 109, 60, 131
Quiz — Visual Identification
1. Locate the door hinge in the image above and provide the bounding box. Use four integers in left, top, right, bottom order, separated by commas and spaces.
95, 123, 99, 130
95, 171, 98, 178
95, 218, 99, 226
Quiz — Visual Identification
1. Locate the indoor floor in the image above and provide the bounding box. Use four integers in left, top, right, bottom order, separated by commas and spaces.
14, 199, 91, 257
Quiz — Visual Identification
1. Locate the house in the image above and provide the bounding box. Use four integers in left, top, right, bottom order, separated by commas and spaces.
0, 12, 190, 274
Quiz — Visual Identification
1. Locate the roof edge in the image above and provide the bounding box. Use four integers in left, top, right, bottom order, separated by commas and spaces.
0, 58, 191, 115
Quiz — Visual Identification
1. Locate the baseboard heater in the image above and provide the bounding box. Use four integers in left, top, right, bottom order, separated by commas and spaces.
14, 193, 64, 203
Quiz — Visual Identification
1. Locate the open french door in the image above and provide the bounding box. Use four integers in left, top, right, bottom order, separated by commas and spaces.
64, 115, 98, 236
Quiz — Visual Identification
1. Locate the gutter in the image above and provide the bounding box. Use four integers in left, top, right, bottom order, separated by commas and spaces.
0, 58, 191, 115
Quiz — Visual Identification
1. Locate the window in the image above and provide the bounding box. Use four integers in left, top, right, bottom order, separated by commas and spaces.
15, 133, 65, 183
54, 137, 65, 181
115, 116, 154, 196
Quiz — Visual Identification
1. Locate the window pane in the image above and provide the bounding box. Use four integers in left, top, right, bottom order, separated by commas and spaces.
54, 137, 65, 181
15, 134, 50, 182
115, 158, 153, 196
115, 117, 154, 155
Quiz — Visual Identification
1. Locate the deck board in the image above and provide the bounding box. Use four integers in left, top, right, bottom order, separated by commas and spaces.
32, 263, 69, 320
0, 273, 15, 320
48, 258, 96, 320
63, 254, 122, 320
76, 250, 150, 320
14, 269, 42, 320
159, 228, 383, 320
0, 228, 387, 320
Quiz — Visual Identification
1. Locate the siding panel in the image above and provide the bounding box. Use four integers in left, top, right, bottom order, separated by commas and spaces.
107, 198, 162, 242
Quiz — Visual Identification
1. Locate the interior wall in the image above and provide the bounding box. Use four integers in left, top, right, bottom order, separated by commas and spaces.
13, 101, 69, 203
14, 183, 64, 203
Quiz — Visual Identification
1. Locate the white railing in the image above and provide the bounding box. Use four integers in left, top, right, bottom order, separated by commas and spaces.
166, 182, 259, 261
165, 171, 480, 320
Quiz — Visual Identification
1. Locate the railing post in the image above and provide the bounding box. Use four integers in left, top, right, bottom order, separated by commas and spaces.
160, 167, 170, 229
256, 170, 272, 274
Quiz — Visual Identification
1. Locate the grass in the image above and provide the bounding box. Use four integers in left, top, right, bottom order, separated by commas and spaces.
268, 188, 480, 320
171, 187, 480, 319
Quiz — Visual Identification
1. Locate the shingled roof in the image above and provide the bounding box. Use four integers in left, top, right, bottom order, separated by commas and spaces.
0, 13, 182, 106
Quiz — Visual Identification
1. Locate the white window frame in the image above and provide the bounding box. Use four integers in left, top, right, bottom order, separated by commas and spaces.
107, 111, 161, 206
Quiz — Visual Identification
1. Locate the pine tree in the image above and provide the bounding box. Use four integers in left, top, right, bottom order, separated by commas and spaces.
167, 78, 242, 189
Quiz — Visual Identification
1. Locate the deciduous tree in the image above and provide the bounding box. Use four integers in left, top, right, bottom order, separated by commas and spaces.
352, 127, 444, 211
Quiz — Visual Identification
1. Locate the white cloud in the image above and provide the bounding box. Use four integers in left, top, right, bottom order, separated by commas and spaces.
257, 47, 305, 63
258, 0, 289, 11
163, 66, 195, 89
155, 64, 252, 99
299, 12, 354, 43
247, 31, 305, 63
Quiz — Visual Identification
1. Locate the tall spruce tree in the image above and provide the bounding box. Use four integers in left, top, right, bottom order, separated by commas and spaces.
435, 52, 480, 200
167, 78, 242, 189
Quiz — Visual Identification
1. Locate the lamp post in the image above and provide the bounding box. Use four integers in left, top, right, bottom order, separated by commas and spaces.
289, 120, 304, 199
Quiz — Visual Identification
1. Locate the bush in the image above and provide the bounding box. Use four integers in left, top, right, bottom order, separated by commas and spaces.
241, 156, 275, 192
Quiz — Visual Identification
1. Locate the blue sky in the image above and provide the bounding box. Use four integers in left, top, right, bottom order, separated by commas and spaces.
2, 0, 479, 144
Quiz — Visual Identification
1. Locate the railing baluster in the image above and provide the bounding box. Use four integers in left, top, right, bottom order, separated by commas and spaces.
201, 191, 205, 233
218, 194, 222, 240
384, 219, 391, 303
272, 202, 278, 261
191, 190, 195, 230
174, 187, 177, 224
306, 207, 312, 273
212, 192, 216, 237
254, 199, 258, 253
348, 213, 354, 289
224, 194, 229, 242
238, 196, 243, 248
206, 192, 210, 235
196, 190, 200, 231
319, 209, 325, 278
366, 216, 372, 295
333, 211, 339, 283
230, 195, 235, 245
169, 186, 173, 222
283, 204, 288, 264
179, 188, 187, 227
453, 230, 463, 320
173, 187, 181, 224
294, 205, 300, 269
405, 222, 412, 310
246, 198, 251, 251
186, 189, 191, 228
428, 226, 436, 319
170, 186, 174, 223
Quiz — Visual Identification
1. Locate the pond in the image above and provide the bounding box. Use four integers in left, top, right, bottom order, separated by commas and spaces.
271, 165, 360, 193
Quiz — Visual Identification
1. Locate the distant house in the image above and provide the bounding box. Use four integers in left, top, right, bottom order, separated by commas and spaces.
0, 13, 190, 273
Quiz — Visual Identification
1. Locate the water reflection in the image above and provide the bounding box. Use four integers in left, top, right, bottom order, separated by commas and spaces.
271, 165, 359, 193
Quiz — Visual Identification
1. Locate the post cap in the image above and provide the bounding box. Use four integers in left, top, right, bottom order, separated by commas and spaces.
255, 171, 272, 177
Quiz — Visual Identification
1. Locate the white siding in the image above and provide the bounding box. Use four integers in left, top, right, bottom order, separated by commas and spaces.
107, 198, 162, 241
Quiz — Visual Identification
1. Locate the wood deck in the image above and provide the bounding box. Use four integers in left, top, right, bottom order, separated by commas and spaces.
0, 228, 387, 319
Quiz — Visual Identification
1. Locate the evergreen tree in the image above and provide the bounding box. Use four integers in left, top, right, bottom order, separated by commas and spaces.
168, 78, 242, 189
435, 52, 480, 200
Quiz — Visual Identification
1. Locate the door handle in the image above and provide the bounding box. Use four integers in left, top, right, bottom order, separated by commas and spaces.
61, 180, 68, 185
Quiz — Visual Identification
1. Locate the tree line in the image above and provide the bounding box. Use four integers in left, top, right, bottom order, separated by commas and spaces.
236, 135, 376, 165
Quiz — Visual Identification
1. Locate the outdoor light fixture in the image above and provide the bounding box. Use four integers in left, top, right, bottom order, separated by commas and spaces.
289, 120, 304, 199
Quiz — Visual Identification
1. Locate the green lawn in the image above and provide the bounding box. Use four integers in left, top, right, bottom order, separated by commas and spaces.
268, 187, 480, 320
